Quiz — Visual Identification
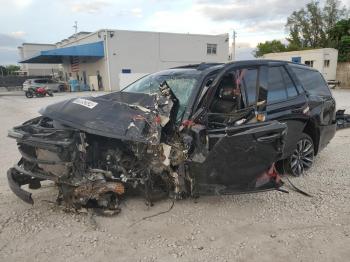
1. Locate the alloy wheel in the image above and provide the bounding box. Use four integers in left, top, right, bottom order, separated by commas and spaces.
289, 137, 314, 176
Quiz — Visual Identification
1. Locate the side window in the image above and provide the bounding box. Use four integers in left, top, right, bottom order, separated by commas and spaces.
209, 67, 258, 115
241, 68, 258, 106
210, 71, 241, 114
267, 67, 287, 104
291, 67, 331, 96
281, 67, 298, 98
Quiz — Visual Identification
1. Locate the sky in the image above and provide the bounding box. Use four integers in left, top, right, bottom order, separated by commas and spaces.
0, 0, 349, 65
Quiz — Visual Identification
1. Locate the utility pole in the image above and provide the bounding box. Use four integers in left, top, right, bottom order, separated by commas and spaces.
73, 21, 78, 36
232, 30, 237, 61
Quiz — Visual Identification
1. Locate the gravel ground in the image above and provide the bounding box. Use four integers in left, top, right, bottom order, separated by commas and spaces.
0, 91, 349, 262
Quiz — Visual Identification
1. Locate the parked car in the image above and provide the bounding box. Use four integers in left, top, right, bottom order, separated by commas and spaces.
7, 60, 336, 214
23, 78, 64, 92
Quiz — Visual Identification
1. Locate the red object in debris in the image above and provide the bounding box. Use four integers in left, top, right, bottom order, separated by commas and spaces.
181, 119, 194, 128
154, 115, 161, 125
255, 163, 282, 188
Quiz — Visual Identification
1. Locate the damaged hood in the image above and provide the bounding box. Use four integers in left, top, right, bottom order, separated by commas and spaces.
39, 92, 174, 144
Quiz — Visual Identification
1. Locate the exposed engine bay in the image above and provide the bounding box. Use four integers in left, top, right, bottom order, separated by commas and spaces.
7, 81, 286, 215
8, 116, 192, 215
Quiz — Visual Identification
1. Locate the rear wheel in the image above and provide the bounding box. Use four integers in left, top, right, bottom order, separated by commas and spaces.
25, 90, 33, 98
285, 133, 314, 176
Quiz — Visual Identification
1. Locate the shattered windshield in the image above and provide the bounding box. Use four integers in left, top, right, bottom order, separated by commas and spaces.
122, 70, 200, 121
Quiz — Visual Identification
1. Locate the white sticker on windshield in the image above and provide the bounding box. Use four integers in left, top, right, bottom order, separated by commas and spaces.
72, 98, 98, 109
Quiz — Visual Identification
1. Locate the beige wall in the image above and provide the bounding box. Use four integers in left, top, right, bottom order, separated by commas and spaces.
336, 62, 350, 89
107, 30, 229, 91
19, 43, 60, 75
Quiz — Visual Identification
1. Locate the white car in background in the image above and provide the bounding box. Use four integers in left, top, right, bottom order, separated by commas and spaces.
23, 79, 64, 92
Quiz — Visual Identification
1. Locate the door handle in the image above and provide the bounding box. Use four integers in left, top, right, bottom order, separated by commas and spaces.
256, 133, 281, 143
292, 105, 309, 115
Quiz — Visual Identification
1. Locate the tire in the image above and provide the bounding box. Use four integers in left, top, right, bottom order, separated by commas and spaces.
25, 90, 33, 98
47, 90, 53, 97
285, 133, 314, 176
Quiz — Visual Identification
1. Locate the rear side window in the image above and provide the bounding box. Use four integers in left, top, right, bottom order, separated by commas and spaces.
280, 67, 298, 98
291, 67, 331, 96
34, 79, 47, 84
267, 67, 287, 104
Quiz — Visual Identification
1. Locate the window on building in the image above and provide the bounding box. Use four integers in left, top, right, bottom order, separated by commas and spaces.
207, 44, 217, 55
305, 60, 314, 67
324, 60, 330, 68
267, 66, 288, 104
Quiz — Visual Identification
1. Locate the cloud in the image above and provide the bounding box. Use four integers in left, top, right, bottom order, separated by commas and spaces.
130, 8, 143, 18
244, 20, 286, 33
10, 31, 26, 38
0, 48, 19, 65
0, 33, 24, 65
145, 9, 234, 35
13, 0, 33, 8
196, 0, 311, 22
70, 0, 112, 14
235, 47, 256, 60
0, 33, 24, 47
0, 0, 33, 11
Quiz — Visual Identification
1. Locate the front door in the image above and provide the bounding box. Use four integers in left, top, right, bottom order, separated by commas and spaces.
189, 121, 286, 194
188, 64, 287, 194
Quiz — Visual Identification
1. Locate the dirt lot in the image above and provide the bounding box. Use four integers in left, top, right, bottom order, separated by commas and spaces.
1, 91, 350, 262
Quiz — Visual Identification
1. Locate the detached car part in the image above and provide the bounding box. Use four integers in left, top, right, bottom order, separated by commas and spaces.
336, 109, 350, 129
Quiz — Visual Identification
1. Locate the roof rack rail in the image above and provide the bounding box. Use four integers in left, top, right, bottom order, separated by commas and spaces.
170, 63, 224, 70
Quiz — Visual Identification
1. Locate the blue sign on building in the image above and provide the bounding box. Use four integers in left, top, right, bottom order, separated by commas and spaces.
291, 56, 301, 63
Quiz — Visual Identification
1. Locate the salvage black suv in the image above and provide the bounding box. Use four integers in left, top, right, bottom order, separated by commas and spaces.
7, 60, 336, 213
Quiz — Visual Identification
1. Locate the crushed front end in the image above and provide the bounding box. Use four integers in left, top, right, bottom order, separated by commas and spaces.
7, 89, 195, 214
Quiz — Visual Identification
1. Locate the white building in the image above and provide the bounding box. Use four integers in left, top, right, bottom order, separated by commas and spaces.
20, 29, 230, 91
263, 48, 338, 81
18, 43, 60, 76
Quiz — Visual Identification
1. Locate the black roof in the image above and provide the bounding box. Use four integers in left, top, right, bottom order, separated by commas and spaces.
173, 60, 316, 71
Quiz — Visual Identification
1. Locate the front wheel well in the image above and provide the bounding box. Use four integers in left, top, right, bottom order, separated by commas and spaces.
302, 120, 319, 155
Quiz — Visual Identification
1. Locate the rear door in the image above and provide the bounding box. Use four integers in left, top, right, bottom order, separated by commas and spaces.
289, 65, 336, 150
265, 65, 309, 158
188, 64, 287, 194
289, 66, 336, 126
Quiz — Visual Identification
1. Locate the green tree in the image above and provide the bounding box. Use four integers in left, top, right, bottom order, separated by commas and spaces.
329, 19, 350, 61
286, 0, 348, 49
254, 40, 287, 57
0, 66, 7, 77
339, 35, 350, 61
5, 65, 20, 75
